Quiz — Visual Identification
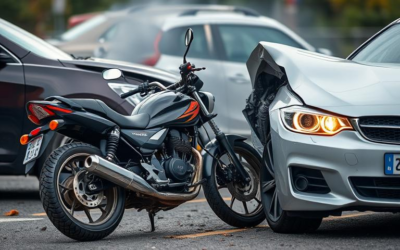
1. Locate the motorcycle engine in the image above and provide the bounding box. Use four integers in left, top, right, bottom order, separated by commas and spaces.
162, 129, 194, 183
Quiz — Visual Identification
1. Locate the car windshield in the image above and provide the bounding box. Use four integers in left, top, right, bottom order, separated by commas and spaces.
352, 24, 400, 64
0, 19, 72, 60
60, 15, 106, 41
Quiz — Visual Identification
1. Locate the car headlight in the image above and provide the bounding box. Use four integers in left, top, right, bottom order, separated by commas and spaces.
108, 83, 144, 106
280, 106, 353, 135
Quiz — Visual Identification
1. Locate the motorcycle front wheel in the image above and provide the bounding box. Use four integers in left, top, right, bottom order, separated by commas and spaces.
39, 142, 125, 241
203, 141, 265, 228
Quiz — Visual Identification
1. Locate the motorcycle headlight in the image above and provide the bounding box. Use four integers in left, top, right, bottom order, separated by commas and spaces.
280, 106, 353, 135
108, 83, 144, 106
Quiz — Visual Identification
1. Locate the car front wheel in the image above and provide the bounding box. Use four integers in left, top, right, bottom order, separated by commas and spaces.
261, 136, 322, 234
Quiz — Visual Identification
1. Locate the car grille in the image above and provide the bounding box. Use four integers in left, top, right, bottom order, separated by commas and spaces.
358, 117, 400, 144
350, 177, 400, 199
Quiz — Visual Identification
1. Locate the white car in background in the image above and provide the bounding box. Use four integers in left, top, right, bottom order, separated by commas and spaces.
100, 5, 330, 137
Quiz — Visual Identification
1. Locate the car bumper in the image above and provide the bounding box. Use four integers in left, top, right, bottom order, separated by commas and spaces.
270, 109, 400, 212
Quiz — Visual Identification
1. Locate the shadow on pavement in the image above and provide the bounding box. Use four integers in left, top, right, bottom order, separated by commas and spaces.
0, 190, 40, 200
305, 213, 400, 239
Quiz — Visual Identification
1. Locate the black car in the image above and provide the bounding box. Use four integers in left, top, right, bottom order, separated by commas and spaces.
0, 18, 177, 176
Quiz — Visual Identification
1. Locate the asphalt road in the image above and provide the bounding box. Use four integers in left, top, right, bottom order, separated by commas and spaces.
1, 176, 400, 250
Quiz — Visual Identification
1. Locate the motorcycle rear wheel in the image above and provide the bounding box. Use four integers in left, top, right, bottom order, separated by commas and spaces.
203, 141, 265, 228
39, 142, 125, 241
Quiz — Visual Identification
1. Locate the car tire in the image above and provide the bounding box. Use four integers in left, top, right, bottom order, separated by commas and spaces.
261, 136, 322, 234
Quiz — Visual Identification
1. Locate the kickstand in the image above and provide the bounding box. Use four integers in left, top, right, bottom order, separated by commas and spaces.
148, 212, 155, 232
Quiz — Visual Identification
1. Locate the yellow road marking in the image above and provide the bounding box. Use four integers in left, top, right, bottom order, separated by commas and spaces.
324, 212, 374, 221
32, 212, 46, 216
166, 228, 250, 239
166, 212, 375, 239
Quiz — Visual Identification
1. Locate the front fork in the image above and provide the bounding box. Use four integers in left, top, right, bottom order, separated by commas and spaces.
192, 92, 251, 184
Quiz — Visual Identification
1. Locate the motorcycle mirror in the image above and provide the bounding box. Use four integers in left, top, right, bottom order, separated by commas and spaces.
103, 69, 123, 80
183, 28, 194, 63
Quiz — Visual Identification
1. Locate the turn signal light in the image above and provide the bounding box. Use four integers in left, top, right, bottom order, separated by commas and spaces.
49, 120, 59, 130
20, 134, 29, 145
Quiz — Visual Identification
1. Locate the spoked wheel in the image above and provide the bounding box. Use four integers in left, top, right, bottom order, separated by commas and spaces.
261, 136, 322, 233
203, 141, 265, 228
40, 143, 125, 241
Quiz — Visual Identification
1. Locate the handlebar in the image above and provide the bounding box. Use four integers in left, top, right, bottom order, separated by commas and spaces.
120, 62, 205, 99
120, 81, 168, 99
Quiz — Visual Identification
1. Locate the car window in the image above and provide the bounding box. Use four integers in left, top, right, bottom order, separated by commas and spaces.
352, 24, 400, 64
0, 46, 18, 63
160, 25, 213, 59
61, 15, 106, 42
0, 19, 72, 60
100, 23, 119, 42
217, 25, 305, 63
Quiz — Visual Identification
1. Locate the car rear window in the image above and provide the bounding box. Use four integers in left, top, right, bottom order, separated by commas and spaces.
352, 24, 400, 64
159, 25, 214, 59
217, 24, 304, 63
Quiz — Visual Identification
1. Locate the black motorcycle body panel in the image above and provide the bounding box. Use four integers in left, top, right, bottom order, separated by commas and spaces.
121, 128, 168, 152
132, 91, 200, 128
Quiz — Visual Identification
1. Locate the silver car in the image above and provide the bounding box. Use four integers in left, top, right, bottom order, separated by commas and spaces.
245, 18, 400, 233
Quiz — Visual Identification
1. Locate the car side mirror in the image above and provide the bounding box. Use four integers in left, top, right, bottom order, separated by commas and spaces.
316, 48, 333, 56
103, 69, 123, 80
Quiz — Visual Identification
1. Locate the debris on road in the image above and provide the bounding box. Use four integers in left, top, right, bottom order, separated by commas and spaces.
4, 209, 19, 216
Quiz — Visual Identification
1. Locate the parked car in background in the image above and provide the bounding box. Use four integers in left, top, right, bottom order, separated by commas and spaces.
47, 9, 131, 57
245, 18, 400, 233
0, 18, 177, 177
67, 12, 99, 29
98, 5, 331, 137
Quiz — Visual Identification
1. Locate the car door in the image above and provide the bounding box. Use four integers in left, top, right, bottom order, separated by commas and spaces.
156, 24, 229, 133
0, 45, 25, 164
215, 24, 308, 137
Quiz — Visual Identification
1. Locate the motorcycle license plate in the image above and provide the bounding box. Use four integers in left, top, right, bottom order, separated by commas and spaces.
23, 135, 43, 164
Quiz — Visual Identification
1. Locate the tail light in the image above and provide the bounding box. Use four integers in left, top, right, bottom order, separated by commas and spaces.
28, 104, 55, 121
27, 103, 72, 125
142, 32, 162, 66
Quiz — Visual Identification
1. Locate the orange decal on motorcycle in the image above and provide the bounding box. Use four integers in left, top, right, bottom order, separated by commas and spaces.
178, 101, 200, 122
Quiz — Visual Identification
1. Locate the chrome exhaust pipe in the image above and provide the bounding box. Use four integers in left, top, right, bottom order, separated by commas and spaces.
84, 148, 202, 203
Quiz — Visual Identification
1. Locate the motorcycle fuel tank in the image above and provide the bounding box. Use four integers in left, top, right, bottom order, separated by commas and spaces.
132, 91, 200, 128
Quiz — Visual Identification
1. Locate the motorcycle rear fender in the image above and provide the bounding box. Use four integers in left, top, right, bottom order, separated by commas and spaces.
25, 130, 56, 174
201, 134, 246, 178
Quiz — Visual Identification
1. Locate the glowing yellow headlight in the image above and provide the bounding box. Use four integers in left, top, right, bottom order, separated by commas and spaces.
281, 107, 353, 135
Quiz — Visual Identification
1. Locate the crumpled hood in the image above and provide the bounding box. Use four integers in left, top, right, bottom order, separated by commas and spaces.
248, 42, 400, 117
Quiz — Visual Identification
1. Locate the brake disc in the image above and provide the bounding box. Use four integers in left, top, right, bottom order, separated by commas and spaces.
73, 171, 104, 208
227, 162, 259, 202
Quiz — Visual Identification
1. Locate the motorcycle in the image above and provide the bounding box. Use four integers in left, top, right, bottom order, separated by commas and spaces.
21, 29, 264, 241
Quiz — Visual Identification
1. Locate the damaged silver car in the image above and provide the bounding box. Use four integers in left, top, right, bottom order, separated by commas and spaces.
244, 18, 400, 233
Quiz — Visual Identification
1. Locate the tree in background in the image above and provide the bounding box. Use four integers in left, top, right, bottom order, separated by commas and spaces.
0, 0, 128, 37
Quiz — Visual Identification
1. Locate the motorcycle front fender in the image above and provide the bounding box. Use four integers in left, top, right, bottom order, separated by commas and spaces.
201, 134, 247, 178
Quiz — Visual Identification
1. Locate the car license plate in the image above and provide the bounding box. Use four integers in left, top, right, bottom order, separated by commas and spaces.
23, 135, 43, 164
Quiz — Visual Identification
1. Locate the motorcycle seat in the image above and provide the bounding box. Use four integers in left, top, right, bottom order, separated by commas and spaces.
70, 99, 150, 129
